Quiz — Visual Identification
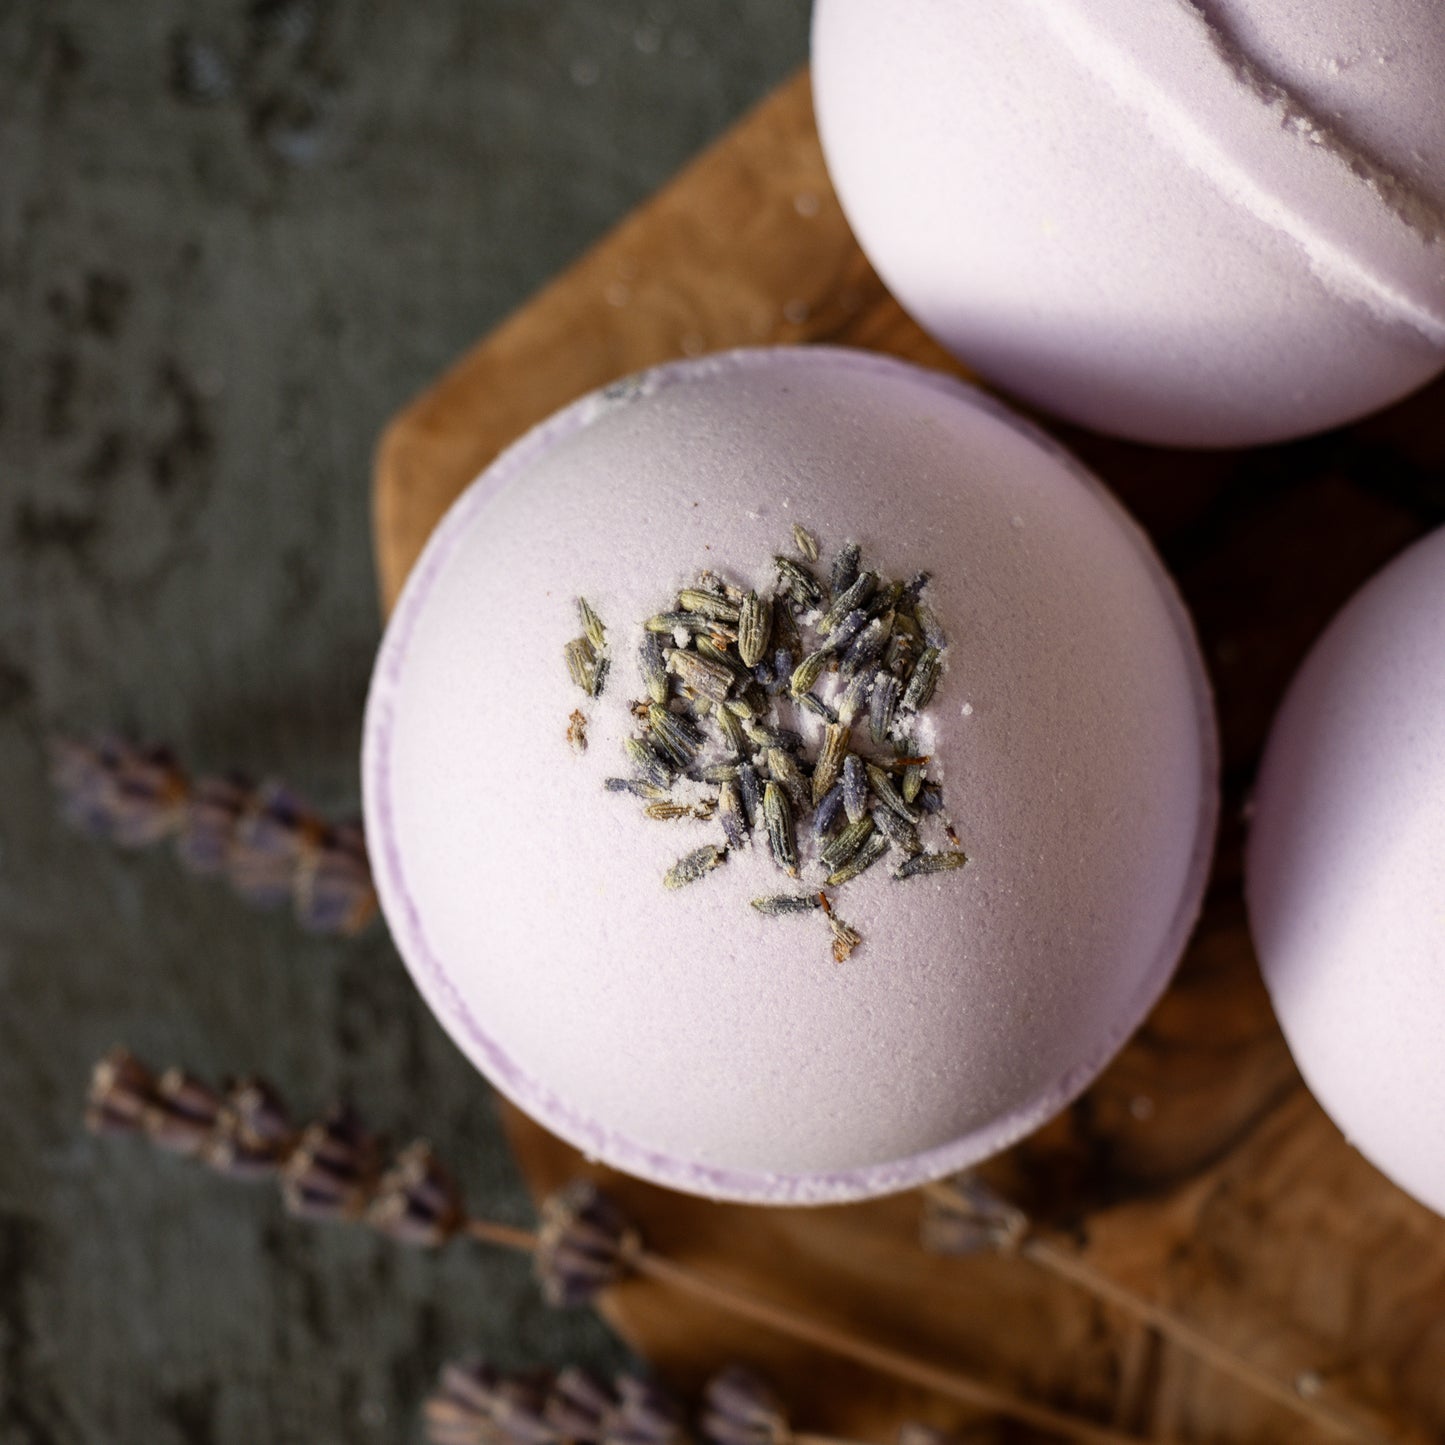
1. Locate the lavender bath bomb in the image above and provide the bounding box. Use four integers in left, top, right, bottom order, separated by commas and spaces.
363, 348, 1218, 1204
1248, 528, 1445, 1216
813, 0, 1445, 448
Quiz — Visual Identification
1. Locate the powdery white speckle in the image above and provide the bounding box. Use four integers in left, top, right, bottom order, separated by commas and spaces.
680, 333, 706, 357
961, 702, 973, 716
794, 191, 821, 218
783, 298, 810, 325
605, 282, 630, 308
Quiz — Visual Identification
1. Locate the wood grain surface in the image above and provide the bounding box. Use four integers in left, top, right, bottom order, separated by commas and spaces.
373, 69, 1445, 1445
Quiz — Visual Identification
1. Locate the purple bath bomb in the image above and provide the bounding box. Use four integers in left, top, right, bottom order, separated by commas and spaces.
363, 347, 1218, 1204
1248, 528, 1445, 1216
813, 0, 1445, 448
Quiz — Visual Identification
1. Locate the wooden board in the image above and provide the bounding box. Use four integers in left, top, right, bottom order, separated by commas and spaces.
373, 70, 1445, 1444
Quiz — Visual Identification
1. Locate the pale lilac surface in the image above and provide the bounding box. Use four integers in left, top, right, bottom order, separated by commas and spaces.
1248, 527, 1445, 1217
363, 348, 1218, 1204
812, 0, 1445, 448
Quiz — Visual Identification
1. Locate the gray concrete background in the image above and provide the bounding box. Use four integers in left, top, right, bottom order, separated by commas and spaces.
0, 4, 809, 1440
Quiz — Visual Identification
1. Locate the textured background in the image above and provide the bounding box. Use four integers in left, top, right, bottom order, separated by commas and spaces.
0, 3, 809, 1440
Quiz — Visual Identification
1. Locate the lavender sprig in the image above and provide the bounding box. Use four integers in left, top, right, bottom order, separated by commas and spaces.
49, 736, 377, 937
87, 1050, 1153, 1445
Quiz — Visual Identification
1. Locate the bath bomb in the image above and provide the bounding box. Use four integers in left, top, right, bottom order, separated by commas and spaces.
1248, 528, 1445, 1216
812, 0, 1445, 448
363, 347, 1218, 1204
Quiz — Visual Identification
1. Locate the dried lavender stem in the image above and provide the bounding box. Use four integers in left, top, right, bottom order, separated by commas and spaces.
922, 1183, 1392, 1445
626, 1249, 1143, 1445
462, 1218, 539, 1253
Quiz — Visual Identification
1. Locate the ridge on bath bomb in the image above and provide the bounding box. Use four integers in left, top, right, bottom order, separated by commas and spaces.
812, 0, 1445, 449
363, 347, 1219, 1205
1248, 527, 1445, 1217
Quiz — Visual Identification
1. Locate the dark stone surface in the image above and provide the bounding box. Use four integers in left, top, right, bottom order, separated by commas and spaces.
0, 4, 809, 1440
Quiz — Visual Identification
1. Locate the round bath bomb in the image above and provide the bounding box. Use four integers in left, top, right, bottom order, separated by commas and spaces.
363, 348, 1218, 1204
1248, 528, 1445, 1215
812, 0, 1445, 448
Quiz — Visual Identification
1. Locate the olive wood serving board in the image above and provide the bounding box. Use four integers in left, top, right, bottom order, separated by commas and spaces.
373, 69, 1445, 1445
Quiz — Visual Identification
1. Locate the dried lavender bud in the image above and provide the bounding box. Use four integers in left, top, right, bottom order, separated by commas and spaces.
811, 724, 850, 805
820, 814, 875, 871
625, 737, 675, 791
663, 845, 726, 890
736, 763, 761, 828
870, 672, 901, 743
639, 634, 670, 706
796, 693, 837, 725
918, 782, 945, 815
175, 773, 248, 876
368, 1140, 466, 1247
921, 1173, 1028, 1256
787, 648, 830, 699
901, 757, 926, 805
546, 1369, 615, 1441
145, 1068, 221, 1156
86, 1048, 158, 1136
565, 637, 602, 697
812, 783, 845, 838
791, 524, 819, 562
713, 703, 748, 757
825, 830, 890, 887
578, 598, 608, 650
427, 1362, 556, 1445
693, 763, 740, 784
718, 782, 748, 850
694, 636, 746, 679
842, 753, 868, 824
426, 1359, 505, 1445
765, 748, 809, 814
771, 598, 802, 657
828, 606, 869, 652
700, 1366, 789, 1445
829, 541, 861, 601
567, 711, 589, 754
205, 1077, 295, 1178
901, 646, 942, 713
873, 805, 922, 857
773, 555, 821, 607
294, 823, 377, 937
867, 763, 921, 823
228, 782, 320, 910
883, 630, 915, 679
762, 782, 797, 876
609, 1375, 689, 1445
644, 801, 699, 822
647, 705, 704, 766
50, 736, 188, 847
840, 614, 892, 678
914, 602, 947, 652
645, 611, 714, 636
828, 913, 863, 963
895, 850, 969, 880
819, 569, 875, 634
535, 1180, 638, 1307
742, 718, 802, 753
605, 777, 670, 801
280, 1105, 382, 1222
666, 649, 734, 703
835, 670, 873, 728
736, 592, 772, 669
677, 588, 741, 623
751, 893, 822, 916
